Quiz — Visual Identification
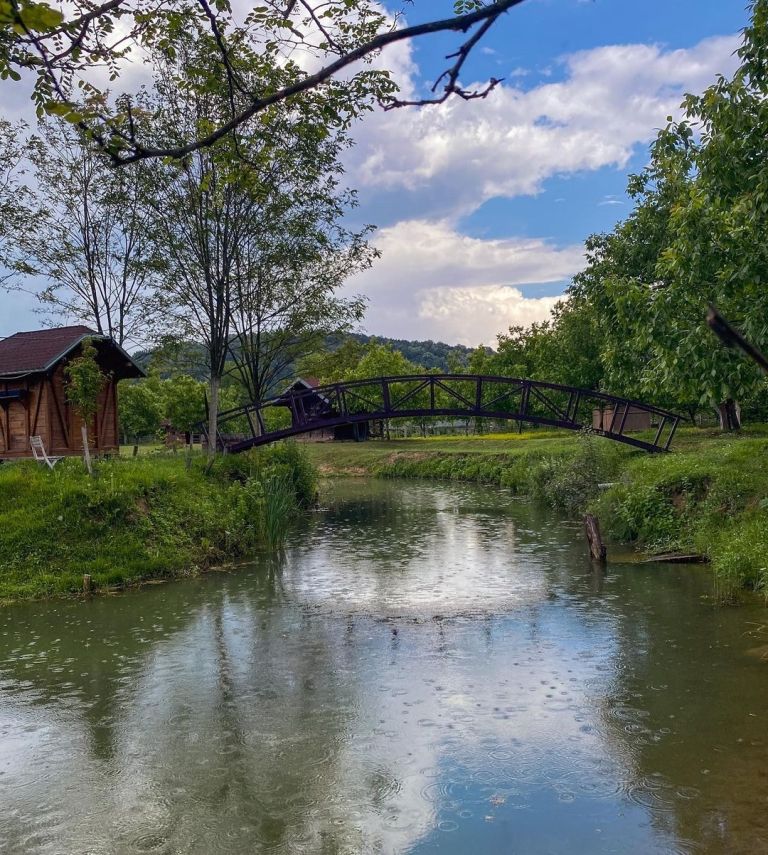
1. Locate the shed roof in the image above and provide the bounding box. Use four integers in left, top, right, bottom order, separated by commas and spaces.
0, 325, 144, 380
275, 376, 330, 405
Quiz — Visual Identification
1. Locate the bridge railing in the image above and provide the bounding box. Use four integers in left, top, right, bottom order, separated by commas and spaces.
205, 375, 684, 454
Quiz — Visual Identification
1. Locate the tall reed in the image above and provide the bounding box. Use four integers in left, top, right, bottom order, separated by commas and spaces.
262, 472, 295, 547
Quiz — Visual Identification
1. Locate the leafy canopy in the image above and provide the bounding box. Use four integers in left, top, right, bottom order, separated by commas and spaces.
569, 0, 768, 413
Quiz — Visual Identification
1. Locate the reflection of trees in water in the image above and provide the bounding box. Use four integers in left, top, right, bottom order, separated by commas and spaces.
117, 590, 379, 852
595, 566, 768, 853
0, 589, 202, 761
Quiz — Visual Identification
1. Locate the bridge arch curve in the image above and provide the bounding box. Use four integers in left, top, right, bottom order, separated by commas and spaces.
207, 375, 682, 454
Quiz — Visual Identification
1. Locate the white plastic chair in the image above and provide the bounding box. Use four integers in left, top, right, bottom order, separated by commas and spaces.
30, 436, 63, 469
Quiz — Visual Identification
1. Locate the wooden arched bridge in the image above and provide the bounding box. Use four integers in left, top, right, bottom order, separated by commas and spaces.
204, 375, 683, 454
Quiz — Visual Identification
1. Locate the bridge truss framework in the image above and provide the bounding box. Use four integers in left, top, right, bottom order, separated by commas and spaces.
205, 374, 683, 454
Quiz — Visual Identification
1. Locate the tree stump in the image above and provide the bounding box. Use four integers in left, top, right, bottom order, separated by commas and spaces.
584, 514, 606, 564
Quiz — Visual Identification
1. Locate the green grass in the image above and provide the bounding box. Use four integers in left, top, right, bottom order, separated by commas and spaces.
0, 443, 316, 602
303, 430, 586, 472
306, 426, 768, 600
593, 433, 768, 600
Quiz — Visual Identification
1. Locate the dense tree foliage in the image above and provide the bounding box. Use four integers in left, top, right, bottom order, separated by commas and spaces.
119, 373, 211, 443
569, 0, 768, 428
119, 380, 165, 443
301, 334, 474, 379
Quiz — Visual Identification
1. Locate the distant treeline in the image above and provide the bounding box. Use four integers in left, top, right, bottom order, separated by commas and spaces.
132, 334, 479, 383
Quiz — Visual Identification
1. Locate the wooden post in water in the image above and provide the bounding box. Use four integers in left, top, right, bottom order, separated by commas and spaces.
584, 514, 607, 564
83, 574, 92, 595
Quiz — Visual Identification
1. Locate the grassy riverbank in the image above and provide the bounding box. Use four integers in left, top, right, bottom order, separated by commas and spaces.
0, 444, 316, 602
305, 427, 768, 600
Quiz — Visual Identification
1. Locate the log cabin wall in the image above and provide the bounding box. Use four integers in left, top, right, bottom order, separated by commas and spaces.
0, 378, 46, 456
0, 369, 121, 459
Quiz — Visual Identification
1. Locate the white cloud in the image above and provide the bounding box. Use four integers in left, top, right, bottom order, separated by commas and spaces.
346, 220, 582, 346
417, 285, 561, 346
347, 34, 740, 220
340, 31, 740, 343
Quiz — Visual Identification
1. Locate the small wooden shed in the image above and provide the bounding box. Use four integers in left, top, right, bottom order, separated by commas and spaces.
592, 405, 652, 433
276, 377, 370, 442
0, 326, 144, 460
276, 377, 332, 424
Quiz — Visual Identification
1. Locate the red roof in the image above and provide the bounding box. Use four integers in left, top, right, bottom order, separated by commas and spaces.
0, 325, 143, 379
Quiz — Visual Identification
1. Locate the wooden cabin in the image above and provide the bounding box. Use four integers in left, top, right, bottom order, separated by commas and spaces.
0, 326, 144, 460
276, 377, 332, 424
276, 377, 370, 442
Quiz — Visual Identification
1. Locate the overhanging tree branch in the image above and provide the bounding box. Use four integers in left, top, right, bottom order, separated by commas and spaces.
145, 0, 522, 162
6, 0, 527, 164
707, 305, 768, 375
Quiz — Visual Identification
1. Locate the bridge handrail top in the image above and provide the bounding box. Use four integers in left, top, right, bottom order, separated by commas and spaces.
213, 374, 685, 423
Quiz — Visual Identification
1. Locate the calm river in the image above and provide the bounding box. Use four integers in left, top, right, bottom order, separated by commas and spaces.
1, 479, 767, 854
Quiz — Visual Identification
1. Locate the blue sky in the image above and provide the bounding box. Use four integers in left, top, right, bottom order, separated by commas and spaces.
0, 0, 752, 345
340, 0, 749, 345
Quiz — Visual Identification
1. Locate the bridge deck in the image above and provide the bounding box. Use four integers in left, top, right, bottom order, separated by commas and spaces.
204, 375, 683, 454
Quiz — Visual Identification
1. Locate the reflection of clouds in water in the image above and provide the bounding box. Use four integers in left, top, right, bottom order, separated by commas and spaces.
0, 603, 651, 854
336, 613, 635, 852
0, 608, 666, 854
0, 481, 709, 854
282, 483, 554, 616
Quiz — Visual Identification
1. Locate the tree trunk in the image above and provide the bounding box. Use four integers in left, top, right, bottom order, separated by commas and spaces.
716, 399, 741, 431
81, 423, 93, 476
206, 374, 221, 467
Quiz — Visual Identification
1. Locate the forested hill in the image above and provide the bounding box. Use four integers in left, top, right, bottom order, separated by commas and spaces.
132, 334, 476, 380
340, 334, 474, 371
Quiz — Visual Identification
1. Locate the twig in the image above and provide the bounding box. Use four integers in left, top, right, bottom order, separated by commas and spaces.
384, 15, 502, 109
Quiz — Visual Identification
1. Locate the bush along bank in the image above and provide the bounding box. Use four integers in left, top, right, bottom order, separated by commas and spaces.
593, 436, 768, 602
375, 433, 629, 516
374, 431, 768, 602
0, 442, 317, 602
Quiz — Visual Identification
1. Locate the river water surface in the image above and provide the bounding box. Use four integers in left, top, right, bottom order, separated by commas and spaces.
1, 479, 767, 854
